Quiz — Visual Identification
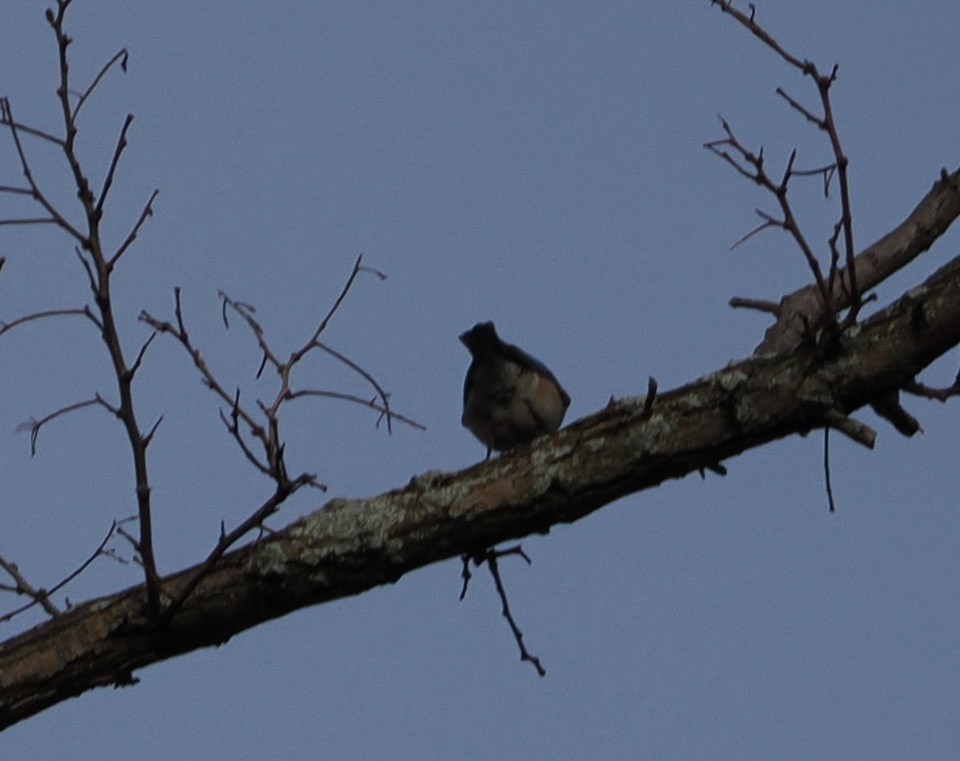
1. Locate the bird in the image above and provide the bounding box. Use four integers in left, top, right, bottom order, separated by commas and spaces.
460, 321, 570, 459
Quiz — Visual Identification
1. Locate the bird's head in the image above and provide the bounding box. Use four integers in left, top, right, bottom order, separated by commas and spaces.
459, 321, 500, 356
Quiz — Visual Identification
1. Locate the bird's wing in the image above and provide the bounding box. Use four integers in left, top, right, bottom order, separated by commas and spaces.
498, 341, 570, 407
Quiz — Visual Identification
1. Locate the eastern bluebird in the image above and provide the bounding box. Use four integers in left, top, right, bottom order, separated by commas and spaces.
460, 321, 571, 459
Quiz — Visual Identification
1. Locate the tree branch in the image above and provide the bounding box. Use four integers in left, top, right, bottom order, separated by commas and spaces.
756, 167, 960, 353
3, 249, 960, 729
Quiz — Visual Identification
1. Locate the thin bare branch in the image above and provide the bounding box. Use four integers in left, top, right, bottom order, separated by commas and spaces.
158, 474, 318, 626
17, 395, 115, 456
711, 1, 809, 70
74, 246, 97, 291
219, 401, 272, 476
0, 556, 60, 618
96, 114, 134, 219
0, 217, 60, 227
776, 86, 823, 128
141, 294, 275, 474
904, 365, 960, 402
485, 547, 545, 678
314, 342, 395, 434
0, 118, 64, 147
142, 415, 164, 449
0, 306, 102, 338
0, 98, 86, 242
823, 428, 836, 513
218, 292, 282, 374
301, 253, 366, 353
128, 330, 158, 379
109, 189, 158, 267
0, 521, 119, 624
707, 118, 835, 320
711, 0, 862, 331
0, 185, 35, 196
287, 389, 426, 431
729, 215, 778, 250
72, 48, 129, 121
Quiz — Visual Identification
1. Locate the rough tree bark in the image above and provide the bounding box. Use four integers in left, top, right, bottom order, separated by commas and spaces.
1, 169, 959, 727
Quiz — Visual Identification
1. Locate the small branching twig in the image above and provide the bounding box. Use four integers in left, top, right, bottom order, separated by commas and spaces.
158, 475, 317, 626
708, 0, 862, 337
0, 98, 85, 242
140, 289, 284, 478
459, 545, 546, 677
0, 520, 119, 623
17, 395, 116, 456
0, 0, 167, 614
904, 362, 960, 402
145, 254, 423, 472
141, 256, 420, 619
0, 556, 60, 618
706, 121, 835, 326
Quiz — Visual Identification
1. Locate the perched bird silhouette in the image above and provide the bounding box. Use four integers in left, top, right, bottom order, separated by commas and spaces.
460, 321, 570, 459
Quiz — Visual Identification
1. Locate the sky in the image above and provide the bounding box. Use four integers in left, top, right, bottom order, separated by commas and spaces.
1, 2, 959, 759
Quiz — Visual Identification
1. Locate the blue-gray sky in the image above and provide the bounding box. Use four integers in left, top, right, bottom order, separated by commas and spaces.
1, 2, 959, 759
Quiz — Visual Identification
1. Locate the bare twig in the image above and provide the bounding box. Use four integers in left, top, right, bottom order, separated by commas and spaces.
485, 547, 545, 677
303, 253, 369, 349
0, 521, 119, 624
0, 306, 102, 337
96, 114, 134, 218
709, 1, 862, 335
109, 189, 158, 267
0, 118, 64, 147
0, 98, 86, 242
706, 120, 835, 324
17, 395, 116, 456
904, 362, 960, 402
38, 1, 164, 614
459, 546, 545, 677
0, 556, 60, 618
288, 389, 426, 430
314, 342, 396, 434
72, 48, 129, 121
158, 474, 317, 626
140, 291, 275, 474
0, 217, 59, 227
823, 428, 835, 513
128, 331, 157, 379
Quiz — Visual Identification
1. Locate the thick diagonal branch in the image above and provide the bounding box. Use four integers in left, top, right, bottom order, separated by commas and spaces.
3, 251, 960, 729
756, 168, 960, 353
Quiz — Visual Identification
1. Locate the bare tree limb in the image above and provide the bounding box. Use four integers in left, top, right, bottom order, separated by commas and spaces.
755, 168, 960, 353
3, 249, 960, 728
